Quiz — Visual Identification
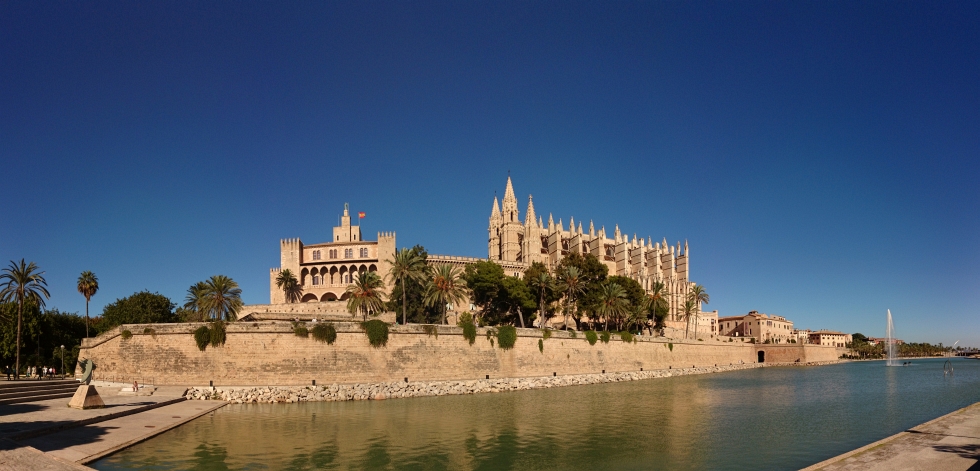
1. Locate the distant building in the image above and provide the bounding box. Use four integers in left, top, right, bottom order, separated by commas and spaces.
792, 329, 812, 344
809, 330, 852, 347
718, 311, 795, 343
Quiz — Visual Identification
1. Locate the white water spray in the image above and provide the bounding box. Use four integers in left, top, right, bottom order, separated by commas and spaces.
886, 309, 897, 366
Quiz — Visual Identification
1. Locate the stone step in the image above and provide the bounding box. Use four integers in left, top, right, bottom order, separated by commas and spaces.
0, 391, 77, 405
0, 385, 79, 401
0, 381, 78, 393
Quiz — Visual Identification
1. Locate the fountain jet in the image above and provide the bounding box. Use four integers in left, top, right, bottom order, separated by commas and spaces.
886, 309, 898, 366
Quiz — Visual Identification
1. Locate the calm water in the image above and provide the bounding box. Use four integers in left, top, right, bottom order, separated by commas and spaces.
93, 358, 980, 470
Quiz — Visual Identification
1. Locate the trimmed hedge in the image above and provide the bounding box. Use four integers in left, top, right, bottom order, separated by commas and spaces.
600, 331, 611, 344
542, 328, 552, 340
121, 329, 132, 340
294, 326, 309, 337
194, 326, 210, 351
497, 325, 517, 350
361, 319, 389, 348
311, 323, 337, 344
538, 338, 544, 353
143, 327, 156, 336
585, 330, 598, 346
619, 331, 634, 343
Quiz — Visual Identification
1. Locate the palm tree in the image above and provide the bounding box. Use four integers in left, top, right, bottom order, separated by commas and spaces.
424, 264, 467, 325
183, 281, 208, 322
385, 248, 429, 325
76, 271, 99, 337
0, 260, 50, 379
198, 275, 243, 321
689, 284, 710, 340
527, 272, 554, 328
345, 271, 387, 321
682, 299, 696, 339
647, 281, 668, 335
596, 282, 627, 331
275, 269, 303, 304
556, 266, 584, 330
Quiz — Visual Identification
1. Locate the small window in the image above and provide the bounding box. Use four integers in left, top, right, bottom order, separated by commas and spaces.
344, 248, 353, 259
312, 276, 320, 286
359, 248, 368, 258
312, 250, 321, 261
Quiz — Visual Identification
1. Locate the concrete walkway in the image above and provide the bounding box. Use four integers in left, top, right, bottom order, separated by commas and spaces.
803, 401, 980, 471
0, 383, 225, 469
22, 400, 226, 464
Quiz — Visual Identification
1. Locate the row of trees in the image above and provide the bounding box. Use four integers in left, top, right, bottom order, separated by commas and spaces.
274, 247, 710, 336
847, 333, 956, 359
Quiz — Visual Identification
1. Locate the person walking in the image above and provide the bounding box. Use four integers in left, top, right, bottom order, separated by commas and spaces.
4, 365, 10, 381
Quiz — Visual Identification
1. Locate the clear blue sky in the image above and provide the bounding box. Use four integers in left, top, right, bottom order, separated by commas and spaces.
1, 1, 977, 346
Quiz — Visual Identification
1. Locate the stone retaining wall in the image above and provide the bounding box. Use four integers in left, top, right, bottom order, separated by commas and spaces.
184, 361, 842, 404
79, 322, 842, 386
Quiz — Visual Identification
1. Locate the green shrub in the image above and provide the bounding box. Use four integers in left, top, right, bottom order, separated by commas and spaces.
542, 328, 552, 340
749, 338, 756, 344
143, 327, 156, 337
121, 329, 132, 340
361, 319, 389, 348
209, 321, 226, 347
538, 338, 544, 353
486, 328, 496, 347
668, 342, 674, 351
311, 323, 337, 344
294, 326, 309, 337
461, 322, 477, 345
194, 326, 210, 351
600, 331, 611, 344
422, 325, 438, 338
585, 330, 598, 346
497, 325, 517, 350
619, 331, 634, 343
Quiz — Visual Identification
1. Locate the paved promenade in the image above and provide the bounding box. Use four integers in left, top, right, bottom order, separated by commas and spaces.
0, 383, 225, 470
803, 401, 980, 471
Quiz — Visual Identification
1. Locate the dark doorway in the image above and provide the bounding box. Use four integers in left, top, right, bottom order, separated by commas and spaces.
757, 351, 765, 363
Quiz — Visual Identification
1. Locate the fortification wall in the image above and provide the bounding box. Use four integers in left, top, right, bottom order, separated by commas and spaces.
78, 323, 841, 386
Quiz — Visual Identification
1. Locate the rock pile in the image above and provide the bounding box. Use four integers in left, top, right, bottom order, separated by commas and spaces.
185, 363, 779, 404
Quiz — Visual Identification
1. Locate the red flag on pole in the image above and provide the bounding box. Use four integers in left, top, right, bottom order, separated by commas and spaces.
358, 212, 365, 218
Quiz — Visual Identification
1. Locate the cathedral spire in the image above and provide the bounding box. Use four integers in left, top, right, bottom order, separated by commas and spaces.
490, 196, 501, 220
569, 216, 575, 233
503, 176, 517, 205
548, 213, 554, 231
524, 195, 536, 226
589, 220, 595, 237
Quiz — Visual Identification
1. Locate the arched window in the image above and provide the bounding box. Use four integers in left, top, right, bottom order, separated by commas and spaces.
312, 275, 320, 285
312, 250, 321, 261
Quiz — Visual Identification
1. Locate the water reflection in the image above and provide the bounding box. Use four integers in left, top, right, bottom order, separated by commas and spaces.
94, 358, 980, 471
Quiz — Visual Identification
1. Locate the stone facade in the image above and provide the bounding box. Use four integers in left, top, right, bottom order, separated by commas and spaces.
78, 322, 842, 386
718, 311, 795, 343
809, 330, 853, 347
270, 203, 396, 304
486, 176, 696, 321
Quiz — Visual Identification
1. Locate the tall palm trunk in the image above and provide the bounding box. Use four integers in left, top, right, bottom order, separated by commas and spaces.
401, 278, 407, 325
538, 290, 545, 328
16, 299, 22, 379
85, 299, 89, 337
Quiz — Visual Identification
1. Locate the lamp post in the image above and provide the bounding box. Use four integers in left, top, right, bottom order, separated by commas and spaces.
60, 345, 65, 379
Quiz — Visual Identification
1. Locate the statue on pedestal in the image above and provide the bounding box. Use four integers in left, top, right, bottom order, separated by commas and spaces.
68, 358, 105, 409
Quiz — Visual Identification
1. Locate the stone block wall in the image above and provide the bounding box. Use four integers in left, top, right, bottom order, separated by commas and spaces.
78, 323, 841, 386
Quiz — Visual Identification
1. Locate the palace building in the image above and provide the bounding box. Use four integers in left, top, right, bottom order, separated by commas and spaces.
269, 204, 396, 304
